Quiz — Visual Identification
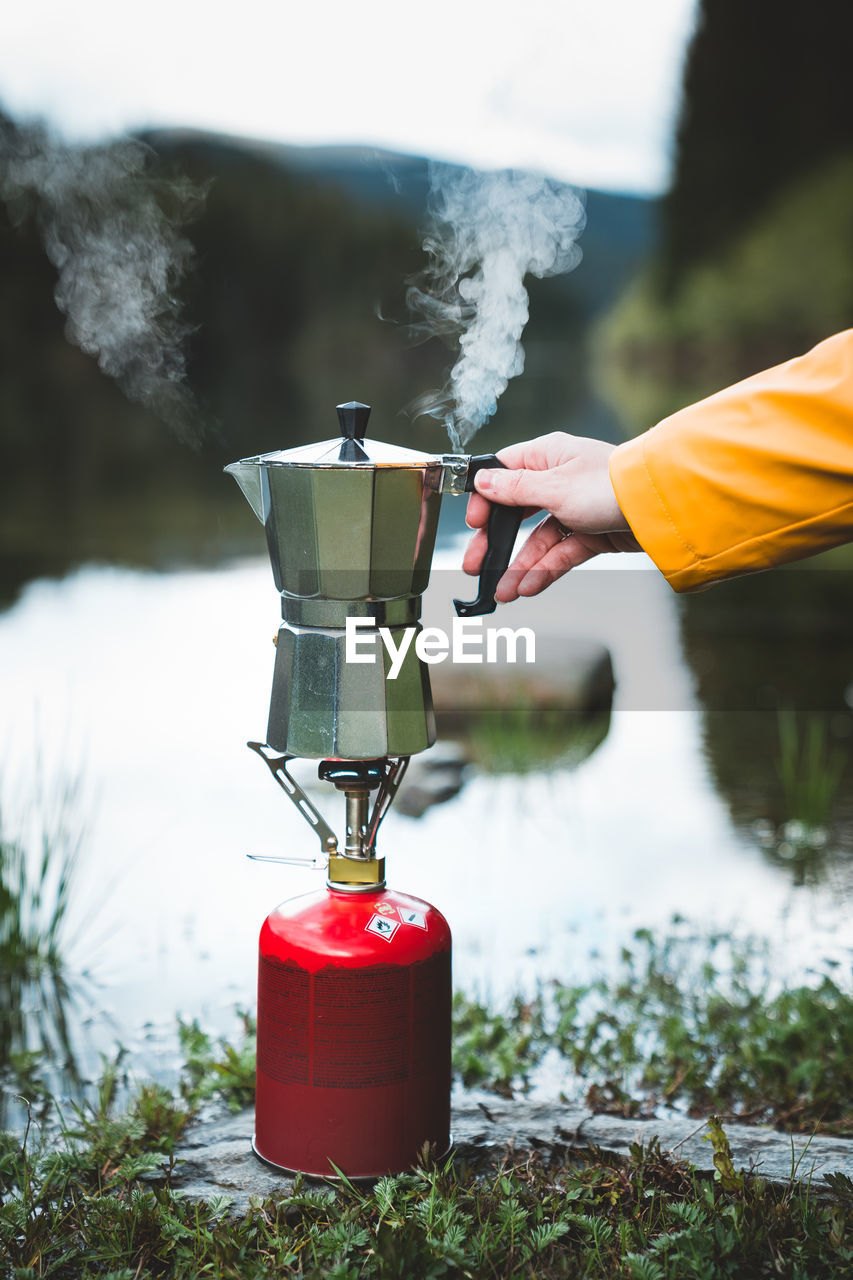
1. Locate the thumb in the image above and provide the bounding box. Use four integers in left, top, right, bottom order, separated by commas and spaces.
474, 465, 553, 510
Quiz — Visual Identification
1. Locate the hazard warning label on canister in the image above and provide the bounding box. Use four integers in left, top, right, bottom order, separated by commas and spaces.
366, 913, 399, 941
399, 907, 427, 930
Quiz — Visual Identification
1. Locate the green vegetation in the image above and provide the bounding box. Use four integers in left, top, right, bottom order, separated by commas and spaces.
3, 927, 853, 1275
0, 775, 82, 971
7, 1091, 853, 1278
455, 929, 853, 1134
597, 0, 853, 433
3, 1095, 853, 1278
0, 779, 85, 1126
598, 153, 853, 435
178, 1014, 256, 1113
6, 925, 853, 1146
661, 0, 853, 283
116, 928, 853, 1135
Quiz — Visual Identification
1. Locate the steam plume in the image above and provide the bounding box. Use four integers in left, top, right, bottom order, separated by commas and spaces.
408, 166, 585, 449
0, 118, 204, 442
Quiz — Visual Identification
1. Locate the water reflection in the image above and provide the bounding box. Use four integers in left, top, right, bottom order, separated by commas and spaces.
679, 565, 853, 881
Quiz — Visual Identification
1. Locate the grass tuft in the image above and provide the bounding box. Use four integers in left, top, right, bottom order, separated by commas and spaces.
178, 1011, 256, 1112
0, 773, 87, 1126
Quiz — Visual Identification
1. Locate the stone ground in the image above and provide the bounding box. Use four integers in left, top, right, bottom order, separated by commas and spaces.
168, 1099, 853, 1217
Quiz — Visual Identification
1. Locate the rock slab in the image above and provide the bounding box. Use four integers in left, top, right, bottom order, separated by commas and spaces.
169, 1099, 853, 1217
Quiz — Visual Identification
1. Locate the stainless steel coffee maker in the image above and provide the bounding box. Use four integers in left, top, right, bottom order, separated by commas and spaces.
227, 401, 522, 768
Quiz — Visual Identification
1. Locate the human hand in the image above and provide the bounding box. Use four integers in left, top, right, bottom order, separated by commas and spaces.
462, 432, 641, 602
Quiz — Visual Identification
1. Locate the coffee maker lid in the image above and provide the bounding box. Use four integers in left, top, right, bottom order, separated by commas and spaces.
232, 402, 444, 469
242, 436, 439, 468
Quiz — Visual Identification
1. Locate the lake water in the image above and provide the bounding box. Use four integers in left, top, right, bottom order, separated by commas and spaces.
3, 512, 852, 1102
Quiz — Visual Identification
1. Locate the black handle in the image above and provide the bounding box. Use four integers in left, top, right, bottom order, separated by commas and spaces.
453, 455, 524, 617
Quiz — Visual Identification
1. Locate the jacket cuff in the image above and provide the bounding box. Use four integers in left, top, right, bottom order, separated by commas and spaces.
609, 433, 706, 591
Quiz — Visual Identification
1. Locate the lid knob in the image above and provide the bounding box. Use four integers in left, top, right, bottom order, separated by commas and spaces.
336, 401, 371, 443
336, 401, 371, 462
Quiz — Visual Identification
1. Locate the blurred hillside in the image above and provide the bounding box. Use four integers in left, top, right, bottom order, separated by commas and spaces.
597, 0, 853, 432
0, 122, 653, 603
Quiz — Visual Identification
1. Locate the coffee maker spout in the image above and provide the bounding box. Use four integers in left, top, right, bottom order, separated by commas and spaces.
224, 461, 266, 523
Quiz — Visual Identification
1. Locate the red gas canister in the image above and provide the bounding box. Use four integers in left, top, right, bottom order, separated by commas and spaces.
254, 884, 452, 1178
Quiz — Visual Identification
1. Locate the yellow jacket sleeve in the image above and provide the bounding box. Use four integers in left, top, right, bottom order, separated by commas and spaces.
608, 330, 853, 591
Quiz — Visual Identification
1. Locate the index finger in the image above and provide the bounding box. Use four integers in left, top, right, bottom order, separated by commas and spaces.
465, 490, 492, 528
466, 490, 539, 529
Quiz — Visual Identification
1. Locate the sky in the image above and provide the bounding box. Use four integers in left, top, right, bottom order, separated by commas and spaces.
0, 0, 699, 196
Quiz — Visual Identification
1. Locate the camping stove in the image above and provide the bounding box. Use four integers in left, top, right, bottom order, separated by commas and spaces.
227, 401, 521, 1177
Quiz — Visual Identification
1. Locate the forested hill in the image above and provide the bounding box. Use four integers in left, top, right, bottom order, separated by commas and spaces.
145, 130, 656, 321
599, 0, 853, 429
1, 119, 657, 461
662, 0, 853, 287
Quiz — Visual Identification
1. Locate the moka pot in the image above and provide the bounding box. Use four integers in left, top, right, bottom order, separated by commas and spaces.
226, 401, 523, 760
